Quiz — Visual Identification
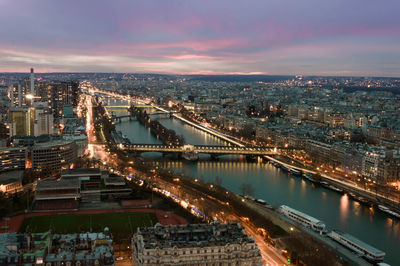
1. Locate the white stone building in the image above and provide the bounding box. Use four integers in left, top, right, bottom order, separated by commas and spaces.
132, 222, 263, 266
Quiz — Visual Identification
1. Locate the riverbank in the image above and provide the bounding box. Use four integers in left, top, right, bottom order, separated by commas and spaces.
165, 104, 400, 211
144, 168, 348, 265
96, 97, 349, 264
102, 92, 400, 265
266, 154, 400, 214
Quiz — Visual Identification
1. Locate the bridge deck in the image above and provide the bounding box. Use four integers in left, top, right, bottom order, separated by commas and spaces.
122, 144, 283, 155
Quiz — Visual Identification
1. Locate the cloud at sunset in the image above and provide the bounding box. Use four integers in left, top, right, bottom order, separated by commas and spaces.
0, 0, 399, 76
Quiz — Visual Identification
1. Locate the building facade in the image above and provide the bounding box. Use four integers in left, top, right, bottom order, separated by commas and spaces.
0, 170, 23, 193
0, 231, 114, 266
132, 222, 263, 266
9, 107, 31, 136
0, 147, 26, 172
30, 140, 77, 172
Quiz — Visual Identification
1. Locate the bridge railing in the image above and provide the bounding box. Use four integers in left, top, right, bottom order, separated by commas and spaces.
121, 144, 287, 154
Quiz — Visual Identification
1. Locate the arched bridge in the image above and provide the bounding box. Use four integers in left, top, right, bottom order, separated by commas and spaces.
120, 144, 286, 156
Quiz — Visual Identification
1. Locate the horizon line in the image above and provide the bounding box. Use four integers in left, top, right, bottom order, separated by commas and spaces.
0, 71, 399, 79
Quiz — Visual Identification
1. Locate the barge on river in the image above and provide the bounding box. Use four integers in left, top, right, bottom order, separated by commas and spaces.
328, 230, 385, 262
278, 205, 326, 234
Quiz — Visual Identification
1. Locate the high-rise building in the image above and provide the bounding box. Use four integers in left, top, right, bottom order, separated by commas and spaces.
36, 81, 51, 105
39, 81, 80, 119
9, 107, 31, 136
9, 83, 31, 108
32, 102, 53, 136
0, 86, 9, 123
30, 68, 34, 97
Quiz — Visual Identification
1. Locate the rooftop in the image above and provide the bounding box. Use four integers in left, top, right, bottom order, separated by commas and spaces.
61, 168, 102, 177
36, 179, 80, 191
135, 222, 255, 250
32, 139, 74, 148
0, 170, 24, 185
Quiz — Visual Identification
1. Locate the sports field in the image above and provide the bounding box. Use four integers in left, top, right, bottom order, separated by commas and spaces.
19, 212, 158, 239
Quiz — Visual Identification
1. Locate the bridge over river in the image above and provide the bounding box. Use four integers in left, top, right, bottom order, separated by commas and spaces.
120, 143, 290, 158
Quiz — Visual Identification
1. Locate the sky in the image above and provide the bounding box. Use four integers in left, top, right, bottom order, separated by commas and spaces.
0, 0, 400, 76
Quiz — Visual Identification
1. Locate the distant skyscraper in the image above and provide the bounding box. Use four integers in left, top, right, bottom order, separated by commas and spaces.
49, 81, 79, 118
0, 86, 9, 123
9, 107, 31, 136
32, 102, 54, 136
17, 84, 22, 107
10, 84, 29, 107
9, 85, 14, 108
30, 68, 34, 96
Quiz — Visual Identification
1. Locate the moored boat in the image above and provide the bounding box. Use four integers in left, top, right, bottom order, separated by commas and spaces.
378, 205, 400, 219
278, 205, 326, 234
303, 174, 317, 183
356, 196, 373, 207
328, 185, 344, 194
289, 168, 302, 176
349, 192, 356, 198
280, 164, 290, 172
320, 181, 329, 187
328, 230, 385, 262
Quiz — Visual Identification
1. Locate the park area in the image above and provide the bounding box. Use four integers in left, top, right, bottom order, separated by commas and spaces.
18, 212, 158, 240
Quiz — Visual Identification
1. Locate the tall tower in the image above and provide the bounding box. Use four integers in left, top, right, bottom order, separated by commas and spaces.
30, 68, 35, 105
9, 85, 14, 107
18, 84, 22, 107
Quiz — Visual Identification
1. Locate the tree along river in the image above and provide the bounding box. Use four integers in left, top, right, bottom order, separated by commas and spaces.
107, 98, 400, 265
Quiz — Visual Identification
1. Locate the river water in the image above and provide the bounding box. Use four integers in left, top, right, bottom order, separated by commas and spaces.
107, 98, 400, 265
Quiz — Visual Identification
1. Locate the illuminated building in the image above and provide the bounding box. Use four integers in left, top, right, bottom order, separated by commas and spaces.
8, 107, 31, 136
10, 84, 29, 107
49, 81, 80, 118
30, 140, 78, 172
132, 222, 263, 266
30, 68, 34, 100
0, 170, 23, 193
0, 147, 26, 172
32, 102, 54, 136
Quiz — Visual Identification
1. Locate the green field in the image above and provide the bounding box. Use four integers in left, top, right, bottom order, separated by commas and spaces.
19, 212, 158, 240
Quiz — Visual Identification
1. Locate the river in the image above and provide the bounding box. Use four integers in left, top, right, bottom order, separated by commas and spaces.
107, 98, 400, 265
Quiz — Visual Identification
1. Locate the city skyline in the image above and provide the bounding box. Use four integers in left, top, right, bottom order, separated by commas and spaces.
1, 70, 400, 265
1, 0, 400, 77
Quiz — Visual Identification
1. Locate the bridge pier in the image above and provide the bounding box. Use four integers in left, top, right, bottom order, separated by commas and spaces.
210, 154, 219, 161
131, 151, 141, 157
246, 155, 258, 162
